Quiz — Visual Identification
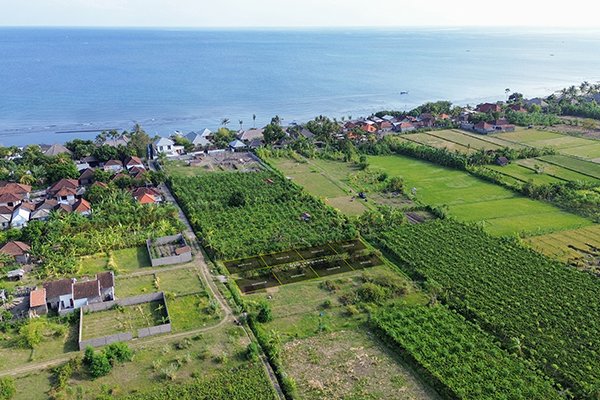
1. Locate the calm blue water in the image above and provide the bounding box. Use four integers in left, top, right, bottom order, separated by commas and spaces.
1, 27, 599, 146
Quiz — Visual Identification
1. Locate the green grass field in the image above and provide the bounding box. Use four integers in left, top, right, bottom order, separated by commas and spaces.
157, 268, 204, 296
78, 247, 152, 276
269, 157, 369, 216
168, 293, 221, 332
116, 274, 156, 297
368, 155, 592, 236
402, 132, 475, 154
81, 300, 167, 340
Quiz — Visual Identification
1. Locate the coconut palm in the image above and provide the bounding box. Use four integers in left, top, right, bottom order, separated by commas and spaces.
252, 114, 256, 128
221, 118, 230, 127
239, 120, 243, 131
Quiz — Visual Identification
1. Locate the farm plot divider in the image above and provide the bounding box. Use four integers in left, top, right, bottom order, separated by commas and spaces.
226, 239, 384, 293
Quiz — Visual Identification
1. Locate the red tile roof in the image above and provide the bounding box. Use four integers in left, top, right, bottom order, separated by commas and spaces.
0, 183, 31, 195
43, 278, 73, 298
72, 199, 91, 213
0, 241, 31, 256
0, 193, 22, 204
97, 271, 114, 290
73, 280, 100, 300
125, 156, 143, 166
48, 179, 79, 195
104, 159, 123, 167
30, 288, 46, 307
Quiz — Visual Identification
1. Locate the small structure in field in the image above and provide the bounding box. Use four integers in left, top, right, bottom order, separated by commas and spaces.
147, 233, 192, 267
496, 156, 510, 166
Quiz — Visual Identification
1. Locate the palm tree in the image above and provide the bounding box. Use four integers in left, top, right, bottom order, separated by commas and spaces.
252, 114, 256, 129
239, 120, 243, 131
220, 118, 230, 127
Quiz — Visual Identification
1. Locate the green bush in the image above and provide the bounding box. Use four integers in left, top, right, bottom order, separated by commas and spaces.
0, 377, 16, 400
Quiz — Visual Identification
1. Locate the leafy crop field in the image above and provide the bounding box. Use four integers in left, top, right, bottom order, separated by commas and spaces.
169, 171, 356, 259
372, 220, 600, 397
374, 305, 560, 399
368, 155, 591, 236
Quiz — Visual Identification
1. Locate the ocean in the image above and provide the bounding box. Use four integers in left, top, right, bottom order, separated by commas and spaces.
1, 27, 599, 146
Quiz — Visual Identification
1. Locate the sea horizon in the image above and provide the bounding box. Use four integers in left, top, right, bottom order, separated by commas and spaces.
1, 26, 599, 146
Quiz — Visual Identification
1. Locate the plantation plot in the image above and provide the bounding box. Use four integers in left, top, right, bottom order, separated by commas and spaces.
237, 273, 280, 293
329, 239, 366, 254
349, 253, 384, 269
370, 220, 600, 397
295, 244, 337, 260
309, 259, 354, 277
261, 249, 304, 267
169, 171, 356, 259
224, 256, 267, 275
274, 266, 319, 284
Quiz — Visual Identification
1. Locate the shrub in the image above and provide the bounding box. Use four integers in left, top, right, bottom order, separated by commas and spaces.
0, 377, 16, 400
104, 342, 133, 364
89, 352, 111, 378
246, 342, 260, 361
256, 301, 273, 323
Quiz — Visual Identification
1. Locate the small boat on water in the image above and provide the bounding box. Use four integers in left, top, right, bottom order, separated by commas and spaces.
400, 91, 409, 95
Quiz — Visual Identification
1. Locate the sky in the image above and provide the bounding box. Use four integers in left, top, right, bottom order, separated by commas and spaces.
1, 0, 600, 28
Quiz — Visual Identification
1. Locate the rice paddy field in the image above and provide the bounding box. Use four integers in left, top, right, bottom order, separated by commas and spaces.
401, 129, 523, 154
486, 157, 600, 185
525, 225, 600, 267
368, 155, 593, 236
490, 128, 600, 162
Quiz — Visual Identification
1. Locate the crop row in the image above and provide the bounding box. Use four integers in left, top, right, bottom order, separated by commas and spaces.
371, 219, 600, 398
169, 171, 356, 259
374, 305, 560, 399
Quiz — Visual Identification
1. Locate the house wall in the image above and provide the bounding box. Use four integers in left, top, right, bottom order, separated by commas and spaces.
73, 298, 88, 310
147, 234, 193, 267
78, 292, 171, 350
15, 254, 29, 264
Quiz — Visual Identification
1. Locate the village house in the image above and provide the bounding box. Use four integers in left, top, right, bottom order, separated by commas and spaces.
48, 178, 83, 205
394, 121, 416, 133
104, 135, 130, 148
238, 128, 265, 143
129, 166, 147, 181
43, 143, 72, 157
43, 278, 75, 312
229, 139, 247, 151
474, 121, 496, 134
185, 130, 213, 148
11, 204, 31, 228
153, 137, 185, 158
508, 104, 527, 113
0, 241, 31, 264
71, 199, 92, 216
77, 156, 100, 169
79, 168, 95, 186
30, 199, 58, 222
475, 103, 502, 113
73, 280, 101, 309
132, 187, 163, 204
40, 272, 115, 315
0, 206, 11, 229
103, 159, 124, 173
124, 156, 145, 170
29, 288, 48, 317
0, 183, 31, 207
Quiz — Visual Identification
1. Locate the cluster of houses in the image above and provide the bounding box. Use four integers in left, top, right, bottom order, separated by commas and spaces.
77, 155, 163, 204
458, 103, 517, 134
0, 181, 91, 230
28, 271, 115, 317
